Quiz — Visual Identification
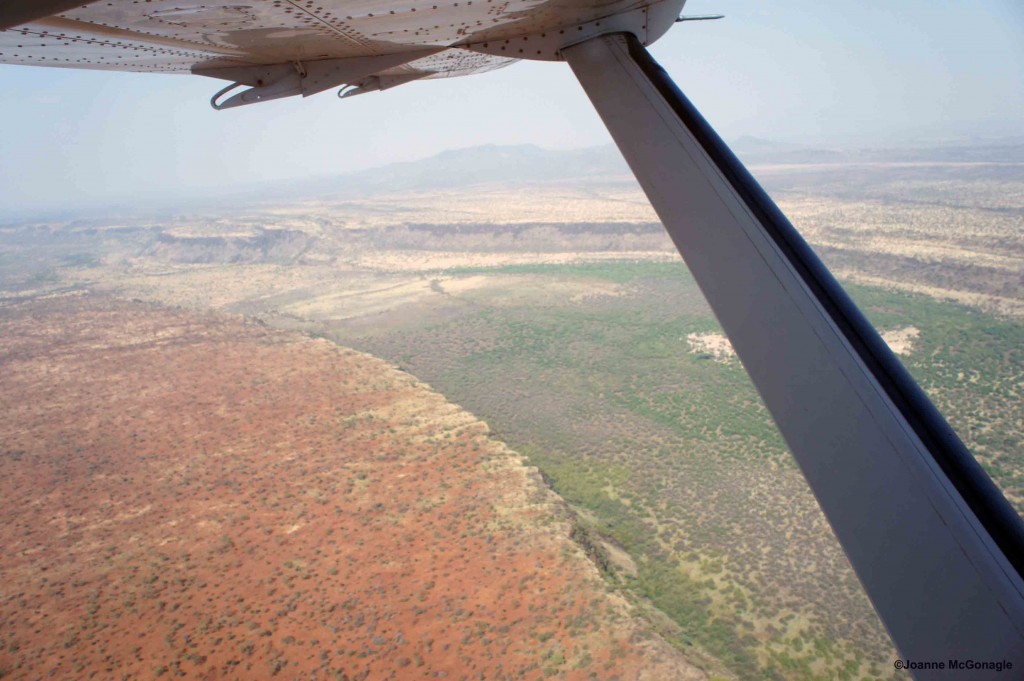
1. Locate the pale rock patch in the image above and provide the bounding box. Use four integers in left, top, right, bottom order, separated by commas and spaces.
686, 332, 736, 363
879, 326, 920, 356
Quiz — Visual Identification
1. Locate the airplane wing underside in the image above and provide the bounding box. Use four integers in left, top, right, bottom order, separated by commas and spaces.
0, 1, 521, 79
0, 0, 681, 105
0, 0, 673, 79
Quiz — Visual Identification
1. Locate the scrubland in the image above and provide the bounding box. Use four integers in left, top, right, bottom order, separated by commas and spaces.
0, 294, 705, 680
1, 153, 1021, 680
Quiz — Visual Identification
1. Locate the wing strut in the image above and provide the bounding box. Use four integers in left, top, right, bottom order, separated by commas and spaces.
563, 32, 1024, 675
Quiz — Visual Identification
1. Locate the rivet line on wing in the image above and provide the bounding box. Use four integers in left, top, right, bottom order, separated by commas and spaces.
282, 1, 378, 51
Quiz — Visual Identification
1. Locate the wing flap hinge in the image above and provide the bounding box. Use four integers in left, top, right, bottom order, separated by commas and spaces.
195, 50, 441, 110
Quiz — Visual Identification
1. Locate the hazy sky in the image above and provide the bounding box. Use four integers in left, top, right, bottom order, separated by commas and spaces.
1, 0, 1022, 212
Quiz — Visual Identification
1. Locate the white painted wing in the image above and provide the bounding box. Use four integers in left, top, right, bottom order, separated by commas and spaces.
0, 0, 660, 79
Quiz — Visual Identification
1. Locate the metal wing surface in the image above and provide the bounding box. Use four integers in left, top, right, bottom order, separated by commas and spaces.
0, 0, 667, 81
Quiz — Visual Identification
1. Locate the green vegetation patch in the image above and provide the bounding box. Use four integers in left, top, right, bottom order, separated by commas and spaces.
342, 260, 1021, 681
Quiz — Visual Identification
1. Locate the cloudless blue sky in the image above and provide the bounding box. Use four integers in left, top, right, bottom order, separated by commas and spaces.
0, 0, 1022, 212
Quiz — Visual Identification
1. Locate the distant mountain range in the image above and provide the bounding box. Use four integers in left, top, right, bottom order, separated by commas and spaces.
287, 137, 1024, 200
731, 135, 1024, 165
260, 144, 632, 201
6, 137, 1023, 221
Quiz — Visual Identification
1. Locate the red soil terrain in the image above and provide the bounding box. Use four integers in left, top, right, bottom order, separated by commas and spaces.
0, 293, 703, 681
